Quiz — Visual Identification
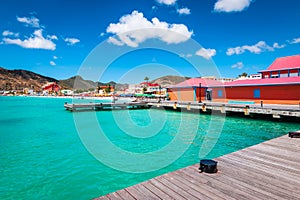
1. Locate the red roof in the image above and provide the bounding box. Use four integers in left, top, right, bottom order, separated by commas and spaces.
170, 78, 223, 88
260, 54, 300, 72
224, 76, 300, 87
140, 82, 160, 87
170, 77, 300, 88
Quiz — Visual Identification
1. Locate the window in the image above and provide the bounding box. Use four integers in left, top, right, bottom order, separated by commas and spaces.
271, 74, 279, 78
290, 72, 298, 77
218, 90, 223, 97
254, 89, 260, 98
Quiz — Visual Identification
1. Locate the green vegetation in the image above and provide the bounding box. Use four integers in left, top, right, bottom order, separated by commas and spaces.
238, 72, 248, 77
105, 84, 111, 93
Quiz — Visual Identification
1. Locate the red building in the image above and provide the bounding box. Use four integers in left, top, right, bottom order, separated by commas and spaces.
42, 82, 60, 93
168, 55, 300, 104
260, 55, 300, 78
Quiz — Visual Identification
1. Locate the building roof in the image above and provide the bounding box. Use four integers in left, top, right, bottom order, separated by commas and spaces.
42, 82, 58, 88
169, 78, 223, 88
259, 54, 300, 72
169, 76, 300, 88
224, 76, 300, 87
140, 82, 160, 87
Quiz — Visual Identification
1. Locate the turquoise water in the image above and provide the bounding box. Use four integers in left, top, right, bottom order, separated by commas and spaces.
0, 97, 299, 199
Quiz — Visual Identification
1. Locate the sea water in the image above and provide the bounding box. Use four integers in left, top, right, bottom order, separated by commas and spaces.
0, 96, 299, 199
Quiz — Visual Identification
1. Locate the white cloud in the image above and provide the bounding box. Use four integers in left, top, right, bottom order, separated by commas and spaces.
156, 0, 177, 5
2, 30, 19, 37
17, 16, 40, 28
177, 7, 191, 15
226, 41, 285, 56
50, 61, 56, 66
195, 48, 216, 59
100, 32, 105, 37
108, 36, 124, 46
53, 56, 58, 59
47, 35, 58, 40
2, 29, 56, 50
273, 42, 285, 49
231, 62, 244, 69
290, 38, 300, 44
64, 38, 80, 45
106, 10, 193, 47
214, 0, 252, 12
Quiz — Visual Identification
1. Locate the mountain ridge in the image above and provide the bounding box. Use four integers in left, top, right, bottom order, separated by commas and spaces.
0, 67, 188, 91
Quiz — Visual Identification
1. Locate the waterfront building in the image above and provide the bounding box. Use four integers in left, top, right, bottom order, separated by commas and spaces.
168, 54, 300, 104
42, 82, 60, 94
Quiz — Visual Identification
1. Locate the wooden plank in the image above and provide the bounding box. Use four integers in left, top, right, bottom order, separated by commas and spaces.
106, 192, 124, 200
184, 164, 277, 200
172, 170, 232, 200
248, 143, 300, 159
236, 148, 300, 173
94, 196, 111, 200
216, 171, 279, 199
160, 174, 211, 199
148, 179, 186, 199
250, 146, 300, 163
225, 154, 300, 185
141, 181, 174, 200
155, 176, 199, 200
115, 190, 136, 200
246, 146, 300, 166
125, 184, 160, 200
216, 157, 300, 199
264, 139, 300, 150
222, 153, 300, 190
181, 166, 261, 200
249, 143, 300, 163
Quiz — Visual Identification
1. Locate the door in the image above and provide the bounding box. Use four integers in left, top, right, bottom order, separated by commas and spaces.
206, 89, 212, 101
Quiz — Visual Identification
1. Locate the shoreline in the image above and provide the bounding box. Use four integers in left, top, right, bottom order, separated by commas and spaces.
0, 95, 137, 102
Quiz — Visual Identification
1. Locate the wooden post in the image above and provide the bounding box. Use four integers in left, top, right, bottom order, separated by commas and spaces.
244, 105, 250, 115
198, 83, 202, 103
202, 103, 206, 112
187, 103, 191, 111
221, 104, 226, 113
173, 102, 177, 109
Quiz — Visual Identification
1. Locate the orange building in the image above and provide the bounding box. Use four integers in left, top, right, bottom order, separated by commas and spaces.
168, 55, 300, 104
167, 78, 222, 102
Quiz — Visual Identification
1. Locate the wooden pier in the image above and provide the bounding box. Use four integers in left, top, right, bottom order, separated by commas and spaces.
96, 134, 300, 199
64, 102, 150, 112
64, 100, 300, 119
148, 101, 300, 119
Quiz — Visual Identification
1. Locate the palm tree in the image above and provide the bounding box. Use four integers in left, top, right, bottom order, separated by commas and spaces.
105, 84, 111, 93
144, 76, 149, 82
238, 72, 248, 78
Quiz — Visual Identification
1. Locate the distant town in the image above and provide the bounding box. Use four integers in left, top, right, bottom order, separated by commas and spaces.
0, 68, 260, 98
1, 54, 300, 105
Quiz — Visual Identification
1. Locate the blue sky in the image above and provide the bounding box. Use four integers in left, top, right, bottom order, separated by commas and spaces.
0, 0, 299, 83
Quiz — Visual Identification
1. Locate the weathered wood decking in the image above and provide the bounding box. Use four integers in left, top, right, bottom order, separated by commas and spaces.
96, 135, 300, 199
